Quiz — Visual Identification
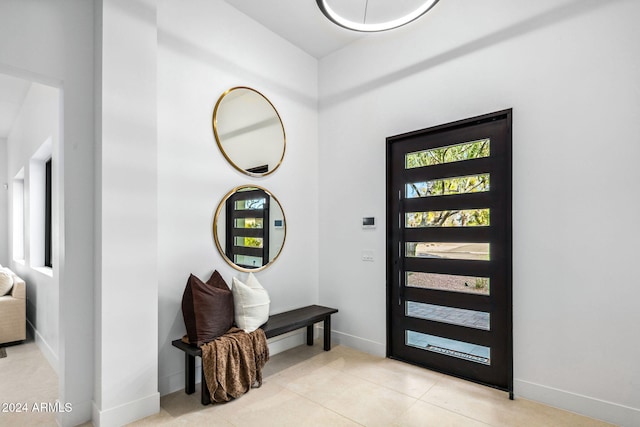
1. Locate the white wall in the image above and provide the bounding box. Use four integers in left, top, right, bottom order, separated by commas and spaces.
0, 1, 95, 426
93, 0, 160, 425
318, 0, 640, 426
157, 0, 319, 396
5, 83, 60, 370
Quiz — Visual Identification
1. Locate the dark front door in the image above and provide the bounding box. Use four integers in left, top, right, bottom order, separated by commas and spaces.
226, 188, 270, 269
387, 110, 513, 395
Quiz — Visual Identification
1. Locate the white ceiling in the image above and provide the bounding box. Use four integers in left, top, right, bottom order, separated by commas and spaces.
223, 0, 365, 58
0, 2, 428, 141
0, 73, 31, 139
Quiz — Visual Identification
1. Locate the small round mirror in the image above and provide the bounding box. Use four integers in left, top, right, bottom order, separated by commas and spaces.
213, 185, 286, 272
213, 87, 286, 176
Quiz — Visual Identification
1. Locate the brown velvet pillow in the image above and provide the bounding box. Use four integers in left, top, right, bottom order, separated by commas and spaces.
182, 271, 234, 346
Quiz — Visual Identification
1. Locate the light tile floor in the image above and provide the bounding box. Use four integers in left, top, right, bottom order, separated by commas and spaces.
132, 343, 614, 427
0, 339, 617, 427
0, 338, 59, 426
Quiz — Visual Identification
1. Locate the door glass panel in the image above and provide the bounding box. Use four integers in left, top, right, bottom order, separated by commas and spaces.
406, 209, 490, 228
406, 301, 490, 330
406, 242, 490, 261
406, 174, 490, 198
234, 198, 265, 210
406, 330, 490, 365
234, 218, 264, 228
406, 272, 490, 295
405, 138, 490, 169
234, 255, 262, 267
234, 236, 263, 248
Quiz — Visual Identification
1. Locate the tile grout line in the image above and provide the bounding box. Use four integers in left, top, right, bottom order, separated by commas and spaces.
270, 373, 367, 426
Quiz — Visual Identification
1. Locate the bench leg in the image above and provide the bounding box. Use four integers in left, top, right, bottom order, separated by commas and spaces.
323, 315, 331, 351
306, 325, 314, 346
201, 364, 211, 405
185, 353, 195, 395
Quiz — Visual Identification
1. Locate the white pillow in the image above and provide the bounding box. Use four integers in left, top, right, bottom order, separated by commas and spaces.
231, 272, 270, 332
0, 269, 14, 297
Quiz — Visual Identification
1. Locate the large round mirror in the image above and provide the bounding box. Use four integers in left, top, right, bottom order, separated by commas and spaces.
213, 185, 286, 272
212, 87, 286, 176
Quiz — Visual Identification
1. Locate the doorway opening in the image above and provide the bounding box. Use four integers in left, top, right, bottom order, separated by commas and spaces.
0, 71, 62, 418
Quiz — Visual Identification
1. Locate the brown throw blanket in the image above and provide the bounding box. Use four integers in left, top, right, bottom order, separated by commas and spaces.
200, 327, 269, 403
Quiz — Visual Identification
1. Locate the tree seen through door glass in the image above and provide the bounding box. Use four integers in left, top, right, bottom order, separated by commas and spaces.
405, 138, 490, 169
234, 198, 265, 210
234, 236, 263, 248
406, 174, 490, 198
234, 218, 264, 228
406, 208, 490, 228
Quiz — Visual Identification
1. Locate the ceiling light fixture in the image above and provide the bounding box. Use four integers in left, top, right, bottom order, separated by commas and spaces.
316, 0, 439, 32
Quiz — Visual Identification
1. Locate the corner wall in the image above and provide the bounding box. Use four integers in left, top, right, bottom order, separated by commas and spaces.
318, 0, 640, 426
157, 0, 319, 396
93, 0, 159, 425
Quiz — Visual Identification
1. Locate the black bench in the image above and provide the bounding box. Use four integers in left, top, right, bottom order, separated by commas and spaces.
171, 304, 338, 405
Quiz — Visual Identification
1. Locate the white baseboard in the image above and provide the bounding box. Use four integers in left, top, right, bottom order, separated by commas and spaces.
159, 368, 192, 397
92, 392, 159, 427
27, 319, 59, 374
56, 399, 93, 427
515, 379, 640, 427
325, 328, 385, 357
267, 329, 307, 355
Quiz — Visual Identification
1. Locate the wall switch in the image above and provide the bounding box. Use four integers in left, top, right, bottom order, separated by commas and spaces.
361, 250, 374, 262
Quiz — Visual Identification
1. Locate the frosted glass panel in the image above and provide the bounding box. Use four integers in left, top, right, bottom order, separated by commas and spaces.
406, 330, 490, 365
406, 301, 490, 330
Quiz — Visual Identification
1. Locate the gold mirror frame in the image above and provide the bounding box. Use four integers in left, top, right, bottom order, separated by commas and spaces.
212, 87, 286, 177
213, 185, 287, 272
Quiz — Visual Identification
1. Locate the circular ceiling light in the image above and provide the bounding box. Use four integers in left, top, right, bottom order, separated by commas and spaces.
316, 0, 440, 32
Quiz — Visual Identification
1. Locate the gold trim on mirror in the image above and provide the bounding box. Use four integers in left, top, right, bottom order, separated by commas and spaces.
213, 185, 287, 272
213, 87, 286, 177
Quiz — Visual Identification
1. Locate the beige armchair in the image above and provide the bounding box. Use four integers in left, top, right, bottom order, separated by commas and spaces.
0, 270, 26, 345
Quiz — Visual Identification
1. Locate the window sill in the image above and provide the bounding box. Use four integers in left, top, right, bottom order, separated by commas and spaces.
32, 266, 53, 278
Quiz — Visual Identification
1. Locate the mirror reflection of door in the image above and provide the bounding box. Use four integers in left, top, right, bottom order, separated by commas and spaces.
225, 188, 270, 269
213, 185, 287, 271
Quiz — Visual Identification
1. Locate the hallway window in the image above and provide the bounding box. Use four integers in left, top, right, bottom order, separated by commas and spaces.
44, 158, 52, 267
28, 139, 53, 270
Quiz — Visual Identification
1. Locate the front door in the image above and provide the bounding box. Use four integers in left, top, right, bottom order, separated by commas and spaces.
387, 110, 513, 395
226, 188, 270, 269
